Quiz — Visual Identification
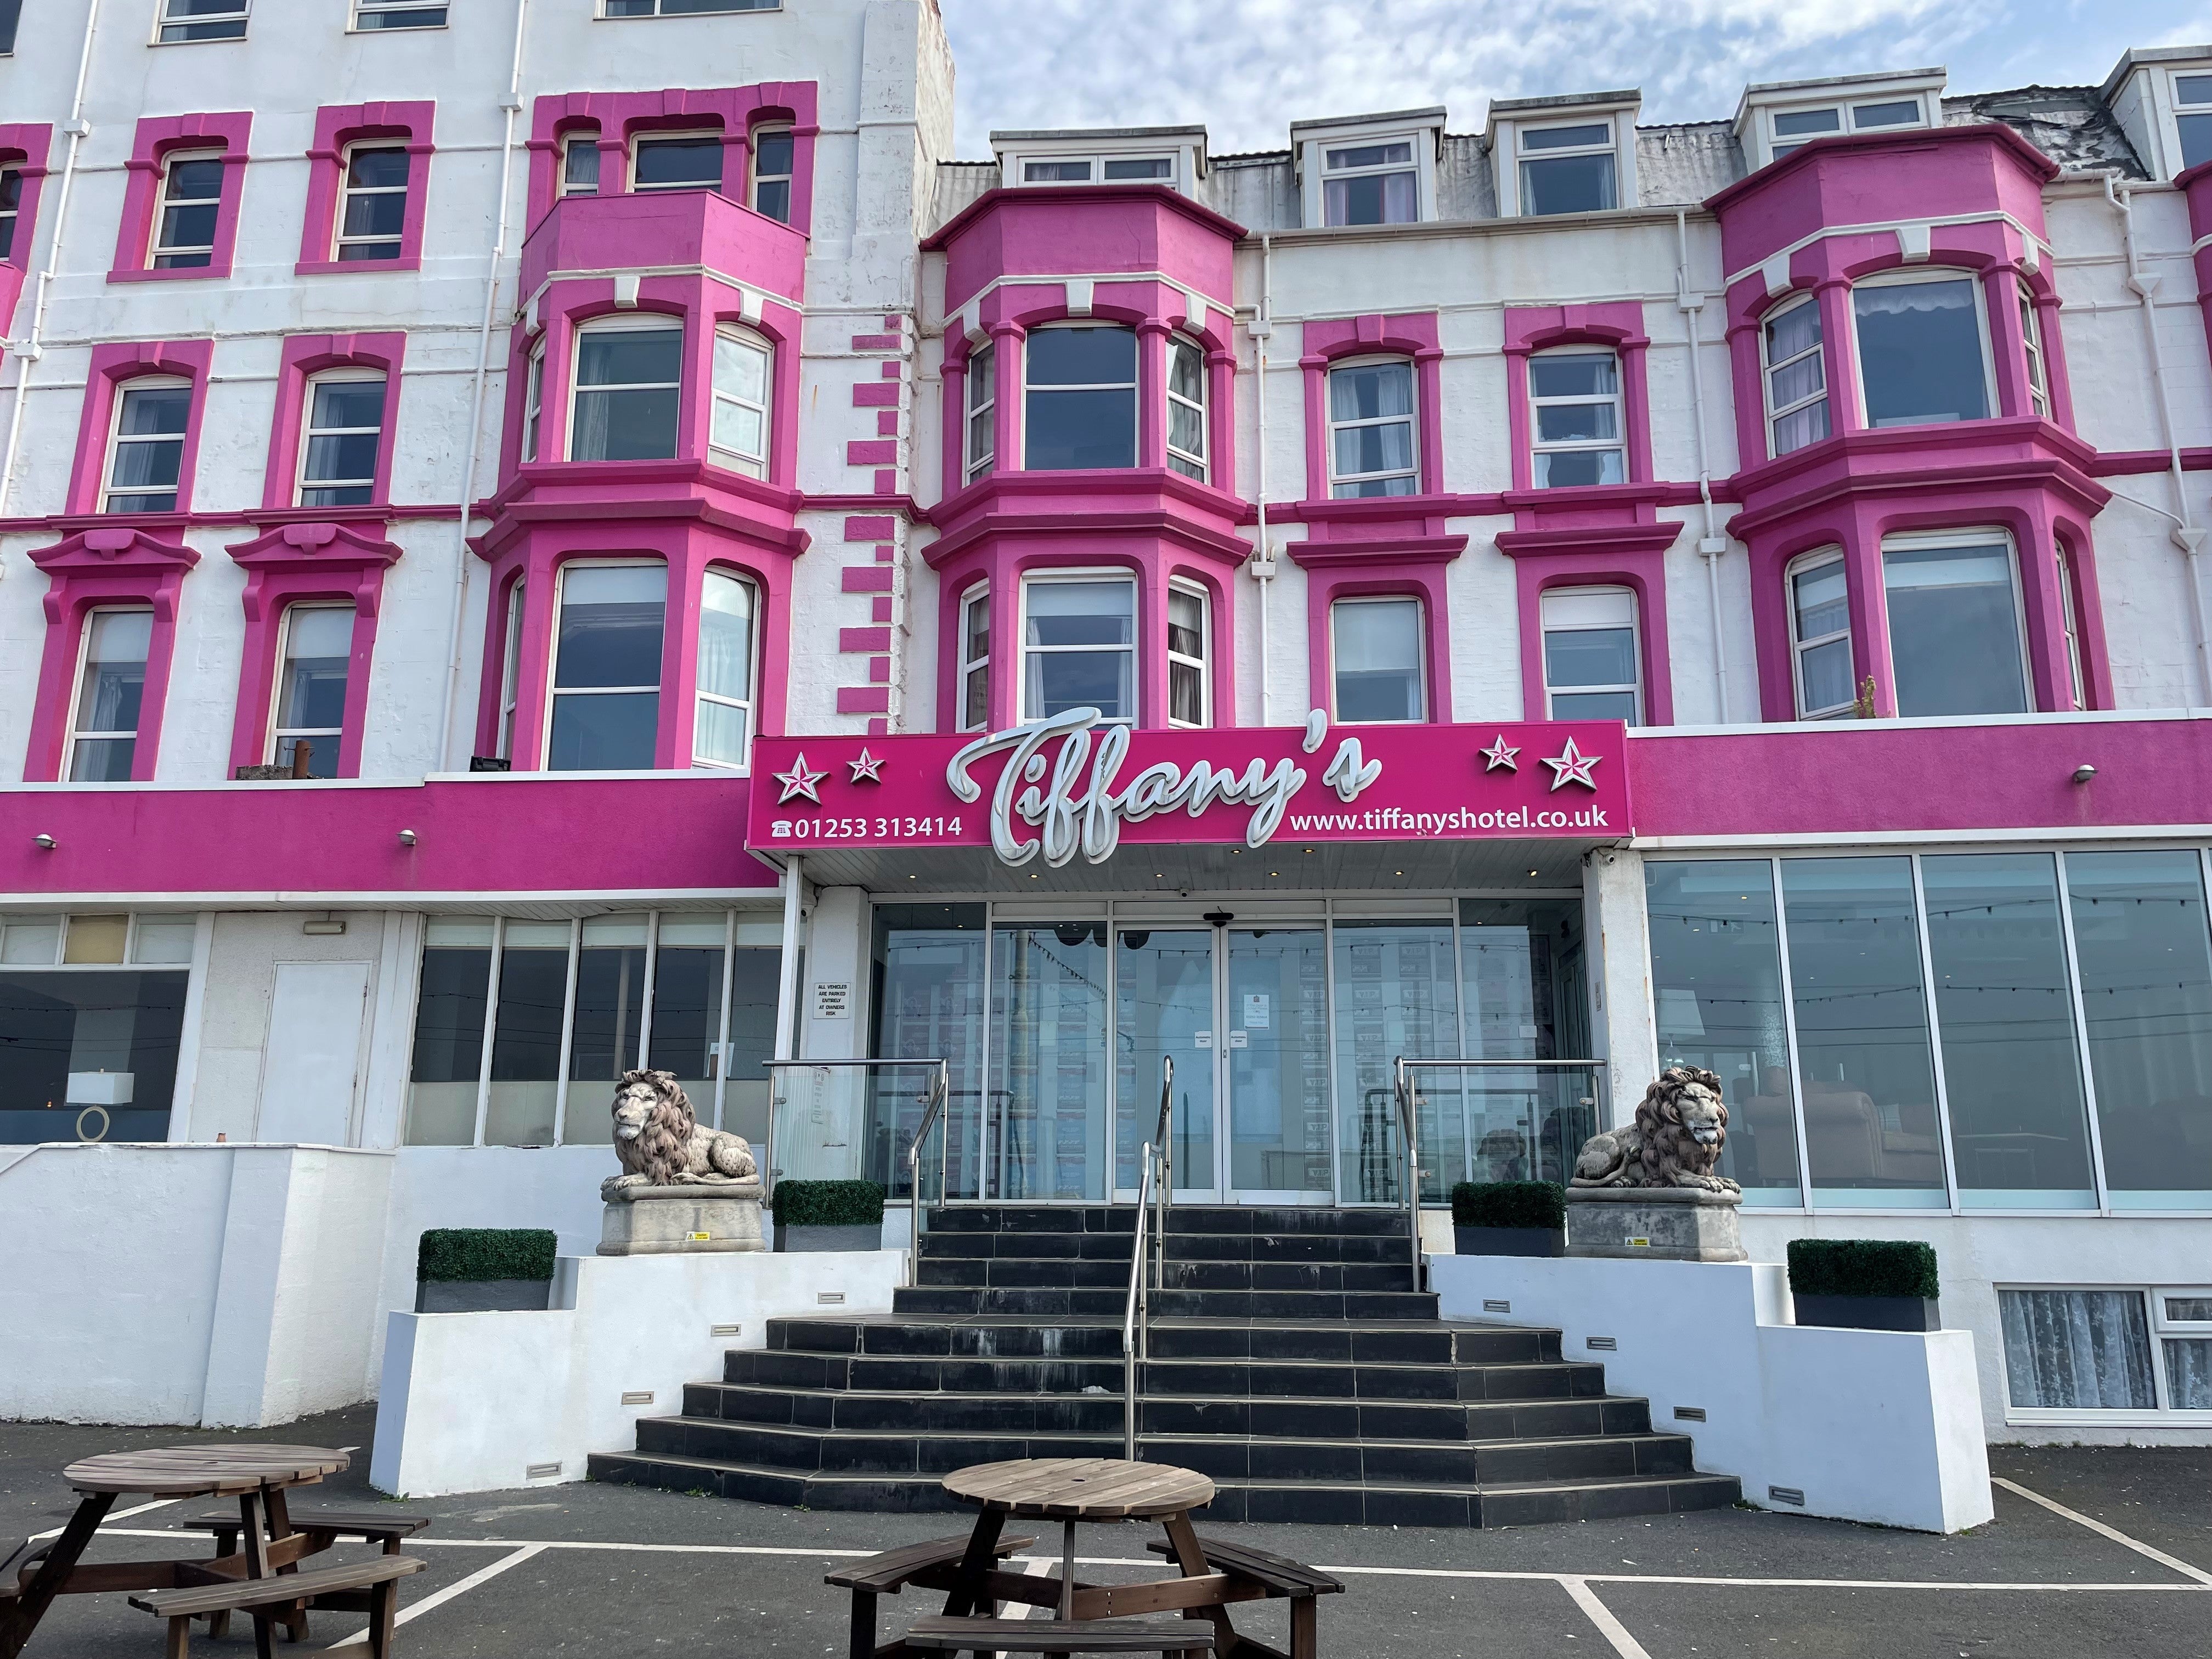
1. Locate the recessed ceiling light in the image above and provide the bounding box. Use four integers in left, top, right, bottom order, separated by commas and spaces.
1393, 870, 1404, 877
1528, 868, 1540, 878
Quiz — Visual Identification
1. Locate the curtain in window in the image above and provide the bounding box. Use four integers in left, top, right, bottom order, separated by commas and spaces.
1999, 1288, 2156, 1409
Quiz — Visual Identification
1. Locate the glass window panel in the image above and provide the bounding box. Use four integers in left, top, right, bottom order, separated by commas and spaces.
562, 930, 648, 1144
563, 136, 601, 194
1025, 160, 1092, 182
1329, 362, 1413, 422
0, 918, 61, 967
1459, 898, 1595, 1188
1781, 856, 1947, 1203
1323, 170, 1417, 226
1883, 543, 2028, 716
0, 970, 187, 1144
641, 935, 725, 1136
555, 565, 665, 689
1854, 278, 1989, 427
1544, 625, 1637, 690
345, 146, 409, 191
1531, 449, 1625, 488
2000, 1288, 2157, 1409
1534, 402, 1620, 443
549, 692, 659, 770
1853, 99, 1921, 128
1331, 599, 1424, 722
1167, 588, 1205, 659
1026, 326, 1135, 386
1922, 854, 2096, 1206
2165, 1295, 2212, 1321
992, 923, 1109, 1200
1025, 579, 1132, 646
1333, 421, 1415, 479
1115, 929, 1217, 1192
2166, 1339, 2212, 1407
634, 136, 723, 189
1772, 399, 1831, 455
1520, 153, 1616, 215
405, 941, 489, 1144
1025, 388, 1136, 470
2066, 850, 2212, 1205
131, 918, 196, 964
1327, 142, 1414, 168
719, 946, 780, 1145
486, 939, 564, 1146
1103, 157, 1171, 180
1530, 354, 1618, 399
870, 905, 988, 1198
698, 571, 754, 703
1774, 108, 1841, 137
64, 915, 128, 966
2182, 112, 2212, 173
1333, 919, 1459, 1203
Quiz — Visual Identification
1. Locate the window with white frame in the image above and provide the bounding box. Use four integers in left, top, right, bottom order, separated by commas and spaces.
352, 0, 446, 30
68, 608, 153, 782
1327, 359, 1417, 497
1762, 295, 1830, 456
2176, 75, 2212, 172
1024, 160, 1093, 183
561, 130, 602, 197
269, 603, 352, 777
709, 325, 771, 478
1517, 122, 1616, 216
2018, 280, 2051, 419
1166, 584, 1208, 726
1999, 1287, 2212, 1415
1024, 325, 1137, 471
156, 0, 249, 43
631, 131, 724, 193
1787, 550, 1854, 720
1322, 140, 1416, 226
1853, 271, 1991, 428
2058, 546, 2087, 710
570, 318, 682, 462
498, 579, 526, 760
548, 561, 666, 770
1767, 95, 1923, 160
958, 586, 990, 731
150, 151, 224, 268
1882, 531, 2029, 718
522, 345, 545, 462
1020, 155, 1175, 186
1022, 574, 1135, 721
1331, 595, 1425, 723
1528, 349, 1624, 487
0, 166, 21, 261
749, 128, 794, 222
603, 0, 777, 14
963, 342, 996, 484
0, 0, 16, 54
1541, 587, 1641, 723
334, 144, 409, 261
105, 379, 191, 513
1166, 335, 1208, 482
694, 568, 756, 770
298, 371, 386, 507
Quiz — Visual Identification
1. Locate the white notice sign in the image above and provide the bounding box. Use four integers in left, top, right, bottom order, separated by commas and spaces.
1243, 993, 1271, 1030
814, 982, 851, 1020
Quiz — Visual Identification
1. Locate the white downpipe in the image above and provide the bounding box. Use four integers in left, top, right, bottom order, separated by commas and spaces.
775, 855, 805, 1062
434, 0, 534, 769
2106, 174, 2212, 699
1677, 208, 1730, 723
0, 0, 106, 522
1250, 234, 1277, 725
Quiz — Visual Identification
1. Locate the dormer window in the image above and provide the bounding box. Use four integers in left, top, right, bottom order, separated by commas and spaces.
2177, 75, 2212, 171
1518, 122, 1616, 216
1015, 154, 1176, 187
1768, 96, 1923, 160
1322, 141, 1416, 226
1026, 160, 1091, 183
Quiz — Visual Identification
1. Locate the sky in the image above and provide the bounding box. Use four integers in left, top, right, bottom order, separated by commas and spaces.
938, 0, 2212, 159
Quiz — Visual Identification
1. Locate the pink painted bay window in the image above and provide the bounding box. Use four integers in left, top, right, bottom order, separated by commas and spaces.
297, 102, 435, 274
109, 113, 252, 282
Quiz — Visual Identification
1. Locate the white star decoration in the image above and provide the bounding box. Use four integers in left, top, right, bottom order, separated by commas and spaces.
774, 753, 828, 805
849, 748, 886, 783
1479, 734, 1520, 773
1541, 737, 1602, 792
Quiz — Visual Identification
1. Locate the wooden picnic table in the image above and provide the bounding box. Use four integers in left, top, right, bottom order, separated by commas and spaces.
0, 1443, 348, 1659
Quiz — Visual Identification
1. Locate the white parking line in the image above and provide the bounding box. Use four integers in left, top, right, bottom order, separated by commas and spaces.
1560, 1577, 1655, 1659
27, 1498, 178, 1541
1993, 1476, 2212, 1587
323, 1542, 548, 1651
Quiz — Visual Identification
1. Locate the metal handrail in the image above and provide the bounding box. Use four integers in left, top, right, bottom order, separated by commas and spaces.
1122, 1138, 1156, 1461
762, 1057, 949, 1289
1151, 1054, 1173, 1293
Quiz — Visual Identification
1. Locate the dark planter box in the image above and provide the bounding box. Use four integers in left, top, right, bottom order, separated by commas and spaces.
774, 1222, 882, 1254
415, 1278, 551, 1313
1793, 1293, 1940, 1333
1453, 1224, 1566, 1259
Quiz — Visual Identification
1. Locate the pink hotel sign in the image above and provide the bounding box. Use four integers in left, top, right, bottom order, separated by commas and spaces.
748, 710, 1631, 868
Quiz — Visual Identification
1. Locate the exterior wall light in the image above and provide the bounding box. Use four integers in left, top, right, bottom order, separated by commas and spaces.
397, 828, 419, 846
33, 833, 56, 849
2071, 764, 2097, 785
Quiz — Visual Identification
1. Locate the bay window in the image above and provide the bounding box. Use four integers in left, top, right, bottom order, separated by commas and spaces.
298, 372, 386, 507
631, 132, 723, 194
1022, 575, 1135, 721
1786, 551, 1853, 720
958, 587, 990, 732
151, 151, 224, 268
1762, 295, 1830, 456
1540, 587, 1640, 723
1330, 595, 1425, 723
749, 128, 794, 222
709, 325, 771, 478
964, 342, 995, 483
548, 561, 665, 770
334, 144, 409, 262
1528, 350, 1624, 487
269, 604, 352, 778
1852, 272, 1991, 428
1518, 122, 1616, 216
105, 380, 191, 513
1881, 532, 2028, 717
1166, 584, 1208, 727
694, 568, 757, 770
1024, 325, 1137, 471
1322, 141, 1417, 226
570, 318, 682, 462
67, 609, 153, 782
1327, 359, 1417, 498
1166, 336, 1208, 482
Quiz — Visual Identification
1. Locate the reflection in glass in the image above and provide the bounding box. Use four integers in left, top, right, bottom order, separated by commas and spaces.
1023, 578, 1134, 721
644, 917, 724, 1139
405, 920, 492, 1145
0, 970, 187, 1144
70, 610, 153, 782
274, 606, 352, 778
1781, 858, 1946, 1203
1024, 326, 1136, 471
1229, 930, 1333, 1195
487, 922, 567, 1146
1331, 597, 1424, 722
1922, 854, 2095, 1206
1328, 362, 1417, 496
1459, 898, 1594, 1187
1115, 930, 1216, 1193
571, 326, 681, 461
870, 905, 988, 1198
550, 564, 665, 770
1333, 919, 1458, 1203
1853, 277, 1988, 428
1883, 543, 2027, 717
994, 923, 1109, 1200
563, 914, 648, 1144
2066, 850, 2212, 1206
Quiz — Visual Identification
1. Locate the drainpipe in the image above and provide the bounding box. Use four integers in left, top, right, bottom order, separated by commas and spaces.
0, 0, 106, 522
433, 0, 534, 769
2106, 174, 2212, 701
1250, 233, 1278, 724
1677, 208, 1730, 723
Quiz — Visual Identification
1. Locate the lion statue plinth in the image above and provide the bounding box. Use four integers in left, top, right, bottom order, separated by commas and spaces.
598, 1069, 759, 1201
1570, 1065, 1741, 1195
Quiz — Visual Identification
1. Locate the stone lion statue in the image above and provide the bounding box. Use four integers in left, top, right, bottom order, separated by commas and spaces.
1570, 1066, 1740, 1194
599, 1069, 759, 1200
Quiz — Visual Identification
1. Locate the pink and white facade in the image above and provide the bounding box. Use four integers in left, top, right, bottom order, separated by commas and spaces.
1, 5, 2209, 1441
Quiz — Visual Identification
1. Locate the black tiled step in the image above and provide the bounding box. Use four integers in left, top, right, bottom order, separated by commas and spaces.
889, 1285, 1440, 1319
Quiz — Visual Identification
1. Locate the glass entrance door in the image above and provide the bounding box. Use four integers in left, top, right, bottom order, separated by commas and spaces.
1115, 928, 1217, 1200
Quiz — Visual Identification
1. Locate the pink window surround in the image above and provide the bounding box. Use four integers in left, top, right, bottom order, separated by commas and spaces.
21, 526, 199, 782
66, 340, 215, 517
1501, 303, 1654, 494
0, 122, 54, 335
260, 332, 407, 511
1493, 520, 1679, 725
499, 278, 804, 491
1300, 313, 1446, 506
296, 102, 435, 275
2173, 159, 2212, 370
1286, 536, 1463, 725
471, 524, 796, 771
109, 112, 252, 283
928, 541, 1237, 735
223, 520, 402, 778
935, 279, 1239, 504
523, 85, 819, 235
